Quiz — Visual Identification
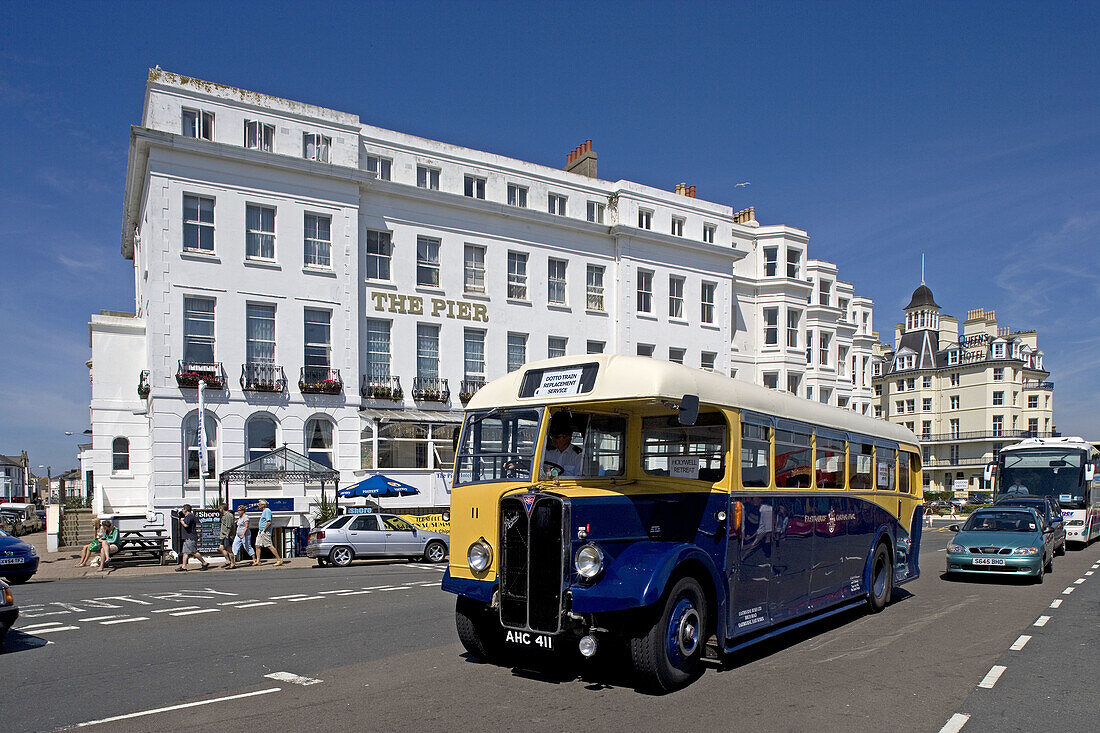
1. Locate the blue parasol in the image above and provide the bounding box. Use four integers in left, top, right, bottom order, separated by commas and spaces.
337, 474, 421, 498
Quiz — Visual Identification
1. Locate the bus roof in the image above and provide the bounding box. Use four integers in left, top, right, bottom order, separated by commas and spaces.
467, 354, 918, 446
1000, 436, 1098, 457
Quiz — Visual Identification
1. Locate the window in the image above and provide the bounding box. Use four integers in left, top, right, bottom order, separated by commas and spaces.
741, 423, 770, 487
806, 386, 814, 400
819, 332, 831, 365
365, 230, 392, 280
587, 201, 605, 223
786, 249, 801, 278
786, 373, 801, 394
303, 309, 331, 368
671, 216, 684, 237
507, 332, 527, 372
906, 378, 915, 390
906, 399, 915, 413
763, 307, 778, 346
703, 223, 716, 244
182, 108, 214, 140
839, 298, 849, 317
246, 416, 277, 462
416, 166, 439, 190
992, 390, 1004, 406
950, 395, 959, 410
417, 324, 440, 379
896, 379, 905, 392
874, 384, 882, 396
922, 398, 932, 411
303, 132, 331, 162
112, 437, 130, 472
818, 280, 831, 306
763, 247, 778, 277
993, 367, 1004, 382
874, 406, 882, 418
1028, 394, 1039, 409
463, 245, 486, 293
183, 297, 215, 364
701, 352, 716, 371
821, 388, 833, 405
305, 418, 334, 468
377, 419, 457, 471
816, 436, 844, 489
786, 309, 800, 348
949, 445, 960, 464
638, 209, 652, 229
507, 183, 527, 207
365, 319, 391, 380
949, 418, 960, 438
773, 428, 812, 487
464, 329, 485, 379
245, 204, 275, 260
849, 442, 873, 490
246, 304, 276, 364
548, 259, 567, 305
922, 421, 932, 439
244, 120, 273, 151
366, 154, 391, 180
1028, 417, 1039, 434
895, 401, 904, 415
668, 276, 684, 319
548, 193, 567, 215
587, 340, 604, 354
948, 349, 959, 365
303, 213, 331, 268
183, 412, 217, 480
586, 264, 605, 311
763, 372, 779, 389
700, 282, 716, 324
877, 447, 896, 490
642, 412, 726, 481
1012, 391, 1018, 405
992, 415, 1004, 437
507, 252, 528, 299
993, 342, 1005, 358
669, 347, 685, 364
416, 236, 440, 287
950, 372, 960, 386
548, 336, 567, 359
183, 195, 214, 253
637, 343, 654, 357
806, 331, 814, 363
464, 175, 486, 199
636, 270, 653, 313
923, 375, 932, 388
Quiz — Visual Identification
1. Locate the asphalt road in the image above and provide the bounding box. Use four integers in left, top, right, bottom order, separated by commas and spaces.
4, 532, 1098, 733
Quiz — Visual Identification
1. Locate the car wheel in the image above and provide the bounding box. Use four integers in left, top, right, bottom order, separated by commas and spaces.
866, 542, 893, 612
455, 596, 505, 663
1044, 554, 1053, 574
423, 540, 447, 564
1056, 541, 1066, 557
5, 575, 30, 585
329, 546, 354, 568
1034, 560, 1045, 584
316, 557, 328, 567
629, 575, 708, 692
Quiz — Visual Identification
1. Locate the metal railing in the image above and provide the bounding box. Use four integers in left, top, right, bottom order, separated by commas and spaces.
299, 366, 343, 395
412, 376, 450, 403
175, 360, 224, 390
921, 429, 1057, 443
1021, 380, 1054, 390
459, 378, 485, 405
240, 362, 287, 393
361, 374, 403, 401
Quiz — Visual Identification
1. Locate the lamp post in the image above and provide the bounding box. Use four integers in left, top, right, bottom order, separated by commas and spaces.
38, 465, 51, 504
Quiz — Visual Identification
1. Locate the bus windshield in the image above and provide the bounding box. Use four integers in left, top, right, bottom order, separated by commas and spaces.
454, 407, 542, 486
999, 449, 1086, 504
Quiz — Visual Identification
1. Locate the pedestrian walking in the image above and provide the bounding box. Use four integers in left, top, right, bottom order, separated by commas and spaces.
177, 504, 210, 572
217, 502, 237, 569
231, 505, 255, 566
253, 499, 284, 567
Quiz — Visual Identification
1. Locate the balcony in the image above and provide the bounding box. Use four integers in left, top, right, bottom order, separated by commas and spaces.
412, 376, 450, 403
138, 370, 150, 399
924, 457, 991, 467
240, 362, 287, 393
176, 361, 224, 390
459, 378, 485, 405
921, 430, 1058, 443
299, 366, 343, 395
1022, 380, 1054, 391
361, 374, 403, 401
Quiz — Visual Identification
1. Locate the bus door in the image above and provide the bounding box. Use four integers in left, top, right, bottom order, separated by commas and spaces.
729, 415, 774, 636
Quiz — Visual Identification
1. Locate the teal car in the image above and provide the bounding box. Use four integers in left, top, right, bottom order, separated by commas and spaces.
946, 507, 1055, 583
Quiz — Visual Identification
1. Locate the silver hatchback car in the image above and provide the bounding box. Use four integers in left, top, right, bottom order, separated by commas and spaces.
306, 513, 449, 567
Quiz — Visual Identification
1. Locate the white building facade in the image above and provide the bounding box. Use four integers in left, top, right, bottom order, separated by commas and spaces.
88, 70, 877, 531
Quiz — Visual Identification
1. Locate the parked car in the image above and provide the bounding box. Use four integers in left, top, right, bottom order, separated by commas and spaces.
925, 500, 952, 512
0, 512, 25, 536
945, 507, 1055, 583
306, 513, 449, 567
966, 495, 992, 506
1, 579, 18, 647
0, 503, 43, 534
0, 528, 39, 584
994, 496, 1067, 556
0, 516, 16, 536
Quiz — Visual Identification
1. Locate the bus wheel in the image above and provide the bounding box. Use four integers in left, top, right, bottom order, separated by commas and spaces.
455, 596, 504, 663
630, 576, 708, 692
867, 543, 892, 613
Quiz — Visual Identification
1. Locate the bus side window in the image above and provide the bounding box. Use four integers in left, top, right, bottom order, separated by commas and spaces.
850, 442, 873, 490
816, 436, 845, 489
741, 423, 770, 487
898, 452, 911, 493
774, 429, 811, 488
877, 447, 896, 491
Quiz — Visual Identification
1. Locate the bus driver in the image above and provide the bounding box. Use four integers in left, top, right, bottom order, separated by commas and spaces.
545, 414, 583, 476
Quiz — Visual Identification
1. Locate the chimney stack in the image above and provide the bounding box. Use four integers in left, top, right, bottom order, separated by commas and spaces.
673, 183, 697, 198
564, 139, 597, 178
733, 206, 756, 224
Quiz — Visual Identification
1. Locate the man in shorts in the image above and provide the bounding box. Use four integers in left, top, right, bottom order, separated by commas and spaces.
178, 504, 210, 571
253, 499, 284, 567
217, 502, 237, 568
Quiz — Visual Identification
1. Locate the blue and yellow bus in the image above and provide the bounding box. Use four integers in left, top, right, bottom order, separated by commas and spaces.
442, 355, 923, 690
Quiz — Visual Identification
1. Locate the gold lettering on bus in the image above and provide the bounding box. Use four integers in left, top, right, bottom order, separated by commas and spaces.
370, 291, 488, 322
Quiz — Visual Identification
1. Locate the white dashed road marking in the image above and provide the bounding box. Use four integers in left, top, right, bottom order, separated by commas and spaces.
153, 606, 199, 613
978, 665, 1006, 689
1063, 587, 1075, 594
216, 600, 250, 606
288, 595, 323, 602
74, 687, 282, 727
1086, 571, 1094, 576
938, 713, 971, 733
319, 589, 354, 594
1050, 599, 1062, 608
1073, 578, 1085, 584
1033, 616, 1051, 627
79, 615, 127, 622
236, 601, 277, 609
1009, 635, 1031, 650
101, 617, 149, 625
270, 594, 306, 600
36, 625, 81, 634
170, 608, 219, 616
18, 622, 64, 632
264, 672, 323, 686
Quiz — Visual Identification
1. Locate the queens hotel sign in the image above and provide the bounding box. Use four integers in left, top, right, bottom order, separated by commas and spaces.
368, 291, 490, 322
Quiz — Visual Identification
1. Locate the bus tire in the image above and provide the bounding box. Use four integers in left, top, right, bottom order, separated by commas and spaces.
867, 542, 892, 613
630, 576, 707, 692
455, 596, 504, 663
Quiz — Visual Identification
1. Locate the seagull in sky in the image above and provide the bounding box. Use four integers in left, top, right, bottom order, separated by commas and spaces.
734, 181, 751, 188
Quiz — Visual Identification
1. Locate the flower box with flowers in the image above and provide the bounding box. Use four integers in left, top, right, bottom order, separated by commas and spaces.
176, 371, 223, 389
415, 388, 447, 402
367, 385, 403, 401
301, 378, 342, 395
459, 391, 475, 405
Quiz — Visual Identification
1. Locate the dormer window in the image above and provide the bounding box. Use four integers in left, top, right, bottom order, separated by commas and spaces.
182, 108, 214, 140
993, 342, 1005, 358
244, 120, 274, 152
947, 348, 959, 365
303, 133, 331, 162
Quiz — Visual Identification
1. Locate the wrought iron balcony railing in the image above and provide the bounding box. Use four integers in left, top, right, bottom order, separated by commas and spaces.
299, 366, 343, 395
1021, 380, 1054, 390
240, 362, 287, 393
361, 374, 403, 401
459, 378, 485, 405
412, 376, 450, 403
176, 361, 224, 390
138, 370, 150, 399
921, 429, 1058, 443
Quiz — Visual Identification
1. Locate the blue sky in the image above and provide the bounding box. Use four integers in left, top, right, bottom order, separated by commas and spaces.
1, 1, 1097, 472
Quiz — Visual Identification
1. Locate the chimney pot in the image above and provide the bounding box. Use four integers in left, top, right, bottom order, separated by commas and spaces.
688, 185, 696, 197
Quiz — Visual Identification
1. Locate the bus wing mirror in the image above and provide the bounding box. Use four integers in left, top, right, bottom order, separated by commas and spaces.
678, 394, 699, 426
983, 463, 995, 483
1086, 463, 1096, 482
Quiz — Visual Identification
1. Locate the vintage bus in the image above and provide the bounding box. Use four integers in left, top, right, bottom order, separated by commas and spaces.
989, 437, 1099, 548
441, 355, 923, 691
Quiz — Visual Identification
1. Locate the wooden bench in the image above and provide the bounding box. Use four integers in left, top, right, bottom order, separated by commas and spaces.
106, 530, 170, 566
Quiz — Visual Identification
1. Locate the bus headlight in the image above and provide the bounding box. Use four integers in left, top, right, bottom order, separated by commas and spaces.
947, 544, 964, 554
1012, 546, 1039, 556
574, 543, 605, 579
467, 538, 492, 572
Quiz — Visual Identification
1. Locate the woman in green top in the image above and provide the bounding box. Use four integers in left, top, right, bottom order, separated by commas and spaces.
98, 519, 120, 571
76, 520, 104, 568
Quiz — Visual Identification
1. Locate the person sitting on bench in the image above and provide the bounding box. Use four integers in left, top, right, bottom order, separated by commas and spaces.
97, 519, 120, 572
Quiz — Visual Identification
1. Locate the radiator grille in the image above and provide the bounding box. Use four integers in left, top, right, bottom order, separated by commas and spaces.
499, 494, 566, 633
